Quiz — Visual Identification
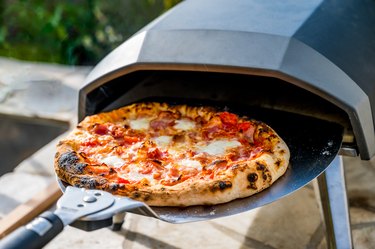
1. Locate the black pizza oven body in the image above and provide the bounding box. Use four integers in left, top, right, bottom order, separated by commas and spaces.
79, 0, 375, 160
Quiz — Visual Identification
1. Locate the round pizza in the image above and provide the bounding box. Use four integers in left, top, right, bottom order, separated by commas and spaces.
54, 102, 290, 206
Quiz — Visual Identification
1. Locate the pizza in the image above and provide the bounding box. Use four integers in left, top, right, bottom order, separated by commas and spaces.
54, 102, 290, 206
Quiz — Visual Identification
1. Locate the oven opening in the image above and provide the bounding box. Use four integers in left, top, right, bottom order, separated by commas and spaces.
84, 70, 352, 145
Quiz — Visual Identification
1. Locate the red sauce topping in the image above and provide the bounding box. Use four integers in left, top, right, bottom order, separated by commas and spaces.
219, 112, 238, 127
77, 108, 271, 187
94, 124, 108, 135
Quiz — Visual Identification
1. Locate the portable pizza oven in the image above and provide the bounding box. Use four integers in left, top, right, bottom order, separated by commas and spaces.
75, 0, 375, 248
1, 0, 374, 248
77, 0, 375, 244
81, 0, 375, 160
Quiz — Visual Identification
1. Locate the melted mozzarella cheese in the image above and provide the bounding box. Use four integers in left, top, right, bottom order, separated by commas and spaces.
122, 165, 155, 183
127, 142, 143, 155
174, 119, 196, 130
99, 155, 125, 168
197, 139, 242, 156
178, 159, 202, 171
129, 118, 150, 130
167, 148, 180, 158
153, 136, 172, 149
126, 172, 154, 182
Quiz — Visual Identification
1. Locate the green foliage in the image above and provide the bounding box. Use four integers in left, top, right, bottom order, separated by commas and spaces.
0, 0, 181, 65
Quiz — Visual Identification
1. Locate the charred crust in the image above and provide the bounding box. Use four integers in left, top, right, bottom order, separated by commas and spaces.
248, 183, 257, 190
75, 163, 88, 173
210, 181, 232, 192
79, 152, 88, 159
231, 164, 240, 170
58, 151, 79, 169
259, 125, 270, 133
219, 181, 229, 190
143, 194, 151, 201
256, 161, 272, 183
275, 159, 282, 168
262, 149, 273, 154
79, 176, 97, 189
263, 171, 272, 182
247, 173, 258, 182
269, 134, 278, 139
262, 173, 268, 180
58, 151, 87, 174
210, 160, 227, 166
54, 152, 60, 159
109, 183, 119, 191
256, 162, 266, 171
132, 192, 141, 199
97, 178, 108, 186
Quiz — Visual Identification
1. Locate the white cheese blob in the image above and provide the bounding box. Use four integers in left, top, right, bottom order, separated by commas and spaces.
174, 119, 196, 130
122, 165, 155, 183
129, 118, 150, 130
99, 155, 125, 168
178, 159, 202, 171
153, 136, 172, 149
197, 139, 242, 156
167, 148, 180, 158
121, 172, 154, 183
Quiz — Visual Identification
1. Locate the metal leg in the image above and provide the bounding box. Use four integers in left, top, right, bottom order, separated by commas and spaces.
111, 212, 126, 231
314, 156, 353, 249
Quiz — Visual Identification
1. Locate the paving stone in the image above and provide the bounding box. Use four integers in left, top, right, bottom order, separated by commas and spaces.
17, 80, 77, 116
44, 226, 125, 249
0, 172, 52, 218
352, 226, 375, 249
351, 208, 375, 224
0, 57, 90, 122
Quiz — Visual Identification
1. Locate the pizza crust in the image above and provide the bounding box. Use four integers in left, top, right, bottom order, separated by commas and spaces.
54, 102, 290, 206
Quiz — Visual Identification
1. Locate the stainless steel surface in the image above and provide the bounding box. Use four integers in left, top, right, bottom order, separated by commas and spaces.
315, 156, 352, 249
79, 195, 160, 222
25, 217, 53, 236
55, 187, 115, 226
339, 146, 358, 157
83, 196, 97, 203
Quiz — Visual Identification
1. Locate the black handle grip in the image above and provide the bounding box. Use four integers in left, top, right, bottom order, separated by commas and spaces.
0, 211, 64, 249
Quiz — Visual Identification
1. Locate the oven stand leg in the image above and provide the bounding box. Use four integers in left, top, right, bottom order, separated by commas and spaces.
111, 212, 126, 231
314, 156, 352, 249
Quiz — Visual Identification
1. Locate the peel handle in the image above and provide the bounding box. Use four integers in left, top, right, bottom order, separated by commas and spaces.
0, 211, 64, 249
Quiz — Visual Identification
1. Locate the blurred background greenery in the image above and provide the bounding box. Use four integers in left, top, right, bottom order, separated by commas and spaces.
0, 0, 181, 65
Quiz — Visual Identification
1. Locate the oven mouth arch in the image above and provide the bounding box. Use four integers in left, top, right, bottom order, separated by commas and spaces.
80, 66, 355, 151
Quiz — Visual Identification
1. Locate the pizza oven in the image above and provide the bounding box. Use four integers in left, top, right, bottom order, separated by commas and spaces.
2, 0, 374, 248
75, 0, 375, 248
80, 0, 375, 162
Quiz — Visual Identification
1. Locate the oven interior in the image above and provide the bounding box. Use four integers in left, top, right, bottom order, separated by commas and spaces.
82, 70, 354, 149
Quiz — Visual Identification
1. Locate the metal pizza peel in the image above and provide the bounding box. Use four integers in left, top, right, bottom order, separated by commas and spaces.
0, 110, 343, 249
